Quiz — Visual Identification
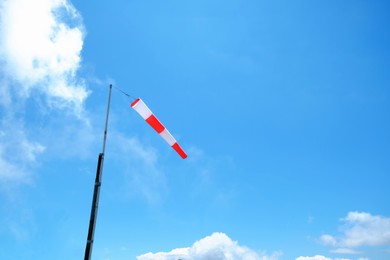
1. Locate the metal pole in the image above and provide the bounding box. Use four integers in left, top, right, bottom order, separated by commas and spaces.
84, 84, 112, 260
102, 84, 112, 155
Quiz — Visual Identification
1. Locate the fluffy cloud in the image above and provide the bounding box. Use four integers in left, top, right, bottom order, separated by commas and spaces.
296, 255, 370, 260
341, 212, 390, 247
0, 0, 88, 114
137, 232, 281, 260
0, 0, 88, 185
320, 211, 390, 253
295, 256, 332, 260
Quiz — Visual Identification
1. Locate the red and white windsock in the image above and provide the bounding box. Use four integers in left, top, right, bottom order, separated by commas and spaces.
130, 98, 187, 159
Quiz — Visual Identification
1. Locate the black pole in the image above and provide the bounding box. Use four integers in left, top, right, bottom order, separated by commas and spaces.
84, 84, 112, 260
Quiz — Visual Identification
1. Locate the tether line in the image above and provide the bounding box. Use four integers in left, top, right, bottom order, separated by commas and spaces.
113, 85, 136, 100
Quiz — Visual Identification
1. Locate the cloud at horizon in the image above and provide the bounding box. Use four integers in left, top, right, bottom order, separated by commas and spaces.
135, 211, 390, 260
137, 232, 282, 260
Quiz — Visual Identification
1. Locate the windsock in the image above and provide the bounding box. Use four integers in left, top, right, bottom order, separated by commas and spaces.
131, 98, 187, 159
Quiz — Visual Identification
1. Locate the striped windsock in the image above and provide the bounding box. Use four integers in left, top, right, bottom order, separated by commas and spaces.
130, 98, 187, 159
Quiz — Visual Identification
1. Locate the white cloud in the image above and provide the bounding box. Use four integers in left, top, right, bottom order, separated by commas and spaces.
340, 212, 390, 247
0, 0, 89, 186
295, 256, 332, 260
295, 255, 368, 260
137, 232, 281, 260
0, 0, 88, 115
319, 212, 390, 254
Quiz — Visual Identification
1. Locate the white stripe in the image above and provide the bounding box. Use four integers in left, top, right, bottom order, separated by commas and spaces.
132, 99, 152, 119
159, 128, 176, 146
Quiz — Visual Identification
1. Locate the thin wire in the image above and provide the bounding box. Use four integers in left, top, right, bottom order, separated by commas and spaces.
113, 85, 136, 100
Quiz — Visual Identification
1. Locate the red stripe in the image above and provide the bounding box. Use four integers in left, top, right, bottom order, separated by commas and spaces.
130, 98, 140, 107
172, 143, 187, 159
146, 114, 165, 133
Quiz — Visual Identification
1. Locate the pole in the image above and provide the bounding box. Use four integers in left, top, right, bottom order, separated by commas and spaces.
84, 84, 112, 260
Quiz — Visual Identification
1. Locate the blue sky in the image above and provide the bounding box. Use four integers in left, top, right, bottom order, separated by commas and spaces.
0, 0, 389, 259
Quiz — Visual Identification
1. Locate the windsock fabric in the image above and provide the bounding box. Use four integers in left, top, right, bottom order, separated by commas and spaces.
131, 98, 187, 159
